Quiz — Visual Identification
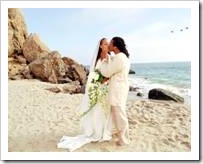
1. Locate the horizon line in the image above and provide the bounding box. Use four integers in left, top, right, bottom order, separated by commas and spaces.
83, 60, 191, 66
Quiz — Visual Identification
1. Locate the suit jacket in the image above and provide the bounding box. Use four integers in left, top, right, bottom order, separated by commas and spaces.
98, 52, 130, 107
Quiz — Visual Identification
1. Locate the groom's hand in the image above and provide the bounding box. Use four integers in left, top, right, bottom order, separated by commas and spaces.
101, 77, 109, 84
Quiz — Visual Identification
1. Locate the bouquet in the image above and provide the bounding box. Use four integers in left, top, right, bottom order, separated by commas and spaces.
81, 69, 108, 117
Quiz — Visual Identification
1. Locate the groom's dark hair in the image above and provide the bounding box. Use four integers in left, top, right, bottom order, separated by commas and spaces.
112, 37, 130, 58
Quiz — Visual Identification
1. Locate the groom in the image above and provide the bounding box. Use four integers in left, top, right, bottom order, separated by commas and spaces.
98, 37, 130, 146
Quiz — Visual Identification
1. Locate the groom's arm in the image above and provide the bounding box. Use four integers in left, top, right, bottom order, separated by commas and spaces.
99, 54, 124, 78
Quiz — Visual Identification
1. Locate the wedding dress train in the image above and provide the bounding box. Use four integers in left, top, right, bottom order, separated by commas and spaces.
57, 58, 113, 151
57, 98, 112, 151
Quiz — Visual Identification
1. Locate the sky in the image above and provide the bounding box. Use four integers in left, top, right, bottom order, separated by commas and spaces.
22, 8, 191, 65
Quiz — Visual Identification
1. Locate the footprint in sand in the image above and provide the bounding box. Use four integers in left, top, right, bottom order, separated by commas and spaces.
129, 119, 137, 125
179, 117, 183, 121
151, 142, 157, 151
181, 141, 191, 149
167, 138, 175, 142
162, 139, 170, 145
182, 134, 189, 138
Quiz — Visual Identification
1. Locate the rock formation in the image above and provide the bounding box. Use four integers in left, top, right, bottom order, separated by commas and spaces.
23, 33, 50, 63
8, 8, 28, 80
8, 9, 87, 93
8, 8, 28, 57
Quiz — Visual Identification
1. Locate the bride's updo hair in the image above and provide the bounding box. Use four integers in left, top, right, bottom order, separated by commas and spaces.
112, 37, 130, 58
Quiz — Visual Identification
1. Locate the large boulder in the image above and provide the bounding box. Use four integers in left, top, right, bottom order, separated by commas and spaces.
29, 51, 66, 83
8, 8, 28, 57
62, 57, 87, 85
8, 9, 28, 79
148, 88, 184, 103
23, 33, 50, 63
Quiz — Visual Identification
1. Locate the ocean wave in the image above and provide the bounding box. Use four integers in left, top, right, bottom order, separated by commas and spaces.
128, 76, 191, 105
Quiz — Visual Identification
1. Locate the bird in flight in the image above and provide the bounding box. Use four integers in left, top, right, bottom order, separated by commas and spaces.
170, 26, 189, 33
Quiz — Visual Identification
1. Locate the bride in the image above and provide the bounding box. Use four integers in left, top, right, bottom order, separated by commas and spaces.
57, 38, 113, 151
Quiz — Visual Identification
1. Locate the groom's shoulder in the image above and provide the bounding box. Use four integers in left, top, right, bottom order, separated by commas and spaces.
118, 52, 128, 59
117, 52, 125, 57
118, 53, 130, 66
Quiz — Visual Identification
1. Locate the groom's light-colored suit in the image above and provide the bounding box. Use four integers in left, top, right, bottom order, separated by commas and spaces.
99, 52, 130, 107
98, 52, 130, 144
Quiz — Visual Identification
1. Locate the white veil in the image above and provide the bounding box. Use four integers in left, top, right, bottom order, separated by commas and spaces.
90, 41, 100, 73
76, 41, 100, 114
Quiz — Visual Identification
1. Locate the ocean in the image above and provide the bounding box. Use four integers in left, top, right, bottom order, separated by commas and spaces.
128, 62, 191, 105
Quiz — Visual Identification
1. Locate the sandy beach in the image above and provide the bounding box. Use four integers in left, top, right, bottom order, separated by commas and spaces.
8, 79, 191, 152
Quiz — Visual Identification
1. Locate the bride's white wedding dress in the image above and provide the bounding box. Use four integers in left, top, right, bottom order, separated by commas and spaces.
57, 58, 113, 152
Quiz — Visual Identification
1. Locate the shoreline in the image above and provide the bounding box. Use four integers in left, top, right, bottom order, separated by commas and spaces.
128, 91, 191, 107
128, 61, 191, 106
8, 79, 191, 152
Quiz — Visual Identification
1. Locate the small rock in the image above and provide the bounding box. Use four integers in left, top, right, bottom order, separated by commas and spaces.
58, 77, 73, 83
129, 86, 140, 92
129, 69, 136, 74
45, 87, 61, 93
137, 92, 143, 97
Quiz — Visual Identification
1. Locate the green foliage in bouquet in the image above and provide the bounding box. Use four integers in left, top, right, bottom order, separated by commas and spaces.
91, 69, 105, 83
80, 69, 107, 117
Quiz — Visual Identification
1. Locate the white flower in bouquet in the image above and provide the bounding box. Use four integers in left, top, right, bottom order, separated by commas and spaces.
80, 69, 108, 117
